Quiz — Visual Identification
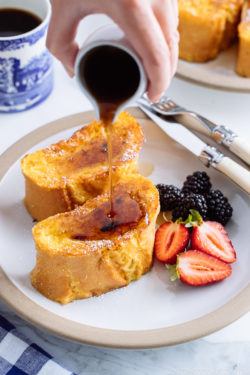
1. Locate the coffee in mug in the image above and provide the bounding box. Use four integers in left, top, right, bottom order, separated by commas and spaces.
0, 8, 42, 37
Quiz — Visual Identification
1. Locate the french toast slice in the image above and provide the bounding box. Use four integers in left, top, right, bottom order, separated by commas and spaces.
21, 112, 144, 221
179, 0, 243, 62
236, 0, 250, 76
31, 175, 160, 304
218, 0, 244, 50
179, 0, 226, 62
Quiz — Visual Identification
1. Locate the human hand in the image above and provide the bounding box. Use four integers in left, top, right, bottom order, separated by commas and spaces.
47, 0, 179, 101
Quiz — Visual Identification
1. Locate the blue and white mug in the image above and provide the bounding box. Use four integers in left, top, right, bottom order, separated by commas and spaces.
0, 0, 53, 113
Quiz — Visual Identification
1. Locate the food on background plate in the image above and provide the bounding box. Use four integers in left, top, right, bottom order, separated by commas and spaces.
178, 0, 250, 78
21, 112, 143, 221
179, 0, 229, 62
179, 0, 243, 62
31, 175, 159, 304
219, 0, 244, 50
236, 0, 250, 76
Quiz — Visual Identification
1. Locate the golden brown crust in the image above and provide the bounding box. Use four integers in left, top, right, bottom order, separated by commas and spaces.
218, 0, 244, 50
21, 112, 144, 221
24, 175, 73, 220
179, 0, 243, 62
236, 1, 250, 76
179, 0, 226, 62
31, 175, 160, 304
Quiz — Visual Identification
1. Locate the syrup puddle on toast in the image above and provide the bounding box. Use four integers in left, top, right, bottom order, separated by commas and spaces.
72, 191, 143, 240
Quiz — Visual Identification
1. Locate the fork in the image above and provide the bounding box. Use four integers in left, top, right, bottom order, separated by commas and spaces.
138, 94, 250, 166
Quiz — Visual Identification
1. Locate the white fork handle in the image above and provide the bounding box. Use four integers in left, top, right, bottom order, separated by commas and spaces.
178, 114, 250, 166
213, 157, 250, 194
229, 137, 250, 166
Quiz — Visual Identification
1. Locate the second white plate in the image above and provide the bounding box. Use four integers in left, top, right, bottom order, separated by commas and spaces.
177, 45, 250, 92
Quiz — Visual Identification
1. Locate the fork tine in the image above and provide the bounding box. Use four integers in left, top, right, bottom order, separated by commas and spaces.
157, 102, 172, 110
158, 96, 178, 108
139, 94, 185, 115
169, 100, 177, 107
161, 101, 178, 110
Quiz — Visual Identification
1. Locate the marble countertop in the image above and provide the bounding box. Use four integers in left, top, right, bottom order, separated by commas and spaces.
0, 16, 250, 375
1, 297, 249, 375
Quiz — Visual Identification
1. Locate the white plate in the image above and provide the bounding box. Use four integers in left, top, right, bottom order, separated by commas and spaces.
0, 109, 249, 348
177, 45, 250, 92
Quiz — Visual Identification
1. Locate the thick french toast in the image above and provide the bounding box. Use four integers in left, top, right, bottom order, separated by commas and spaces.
21, 112, 144, 221
31, 175, 160, 304
179, 0, 243, 62
236, 0, 250, 76
179, 0, 226, 62
218, 0, 244, 50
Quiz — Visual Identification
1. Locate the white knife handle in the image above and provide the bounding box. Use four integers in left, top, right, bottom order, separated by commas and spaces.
214, 157, 250, 194
229, 137, 250, 166
178, 114, 250, 165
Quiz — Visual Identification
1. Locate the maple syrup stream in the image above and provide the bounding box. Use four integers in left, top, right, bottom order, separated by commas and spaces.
76, 45, 142, 235
99, 102, 116, 218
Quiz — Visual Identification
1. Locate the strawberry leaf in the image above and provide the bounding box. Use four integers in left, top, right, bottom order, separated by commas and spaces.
166, 264, 179, 281
177, 209, 203, 228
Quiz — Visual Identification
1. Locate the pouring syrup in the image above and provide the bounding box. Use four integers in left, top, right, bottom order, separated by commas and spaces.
78, 45, 141, 231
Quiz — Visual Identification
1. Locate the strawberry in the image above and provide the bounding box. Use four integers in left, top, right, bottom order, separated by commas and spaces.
191, 221, 236, 263
154, 222, 189, 264
177, 250, 232, 286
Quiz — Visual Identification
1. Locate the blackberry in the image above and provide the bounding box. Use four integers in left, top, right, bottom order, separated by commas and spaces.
156, 184, 184, 211
182, 171, 211, 195
172, 193, 208, 221
206, 189, 233, 225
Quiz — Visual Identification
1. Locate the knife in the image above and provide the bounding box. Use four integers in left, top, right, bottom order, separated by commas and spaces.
138, 95, 250, 166
139, 105, 250, 195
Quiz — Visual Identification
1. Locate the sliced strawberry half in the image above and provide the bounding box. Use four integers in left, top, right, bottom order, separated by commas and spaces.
154, 222, 189, 264
177, 250, 232, 286
191, 221, 236, 263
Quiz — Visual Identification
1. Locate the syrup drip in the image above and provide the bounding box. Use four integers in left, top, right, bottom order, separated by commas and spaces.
79, 45, 141, 232
99, 102, 117, 217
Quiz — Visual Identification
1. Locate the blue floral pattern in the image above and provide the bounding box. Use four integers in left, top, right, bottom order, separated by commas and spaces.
0, 25, 47, 52
0, 21, 53, 112
0, 53, 52, 94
